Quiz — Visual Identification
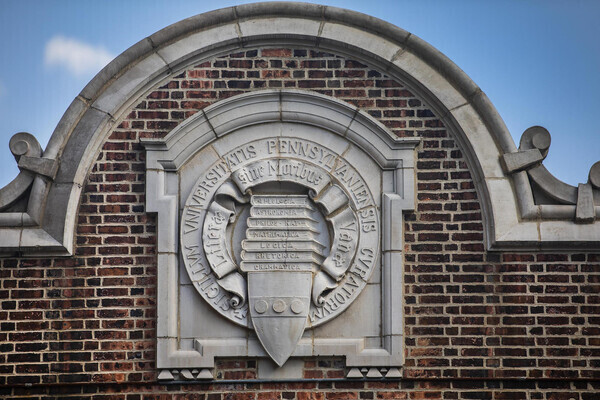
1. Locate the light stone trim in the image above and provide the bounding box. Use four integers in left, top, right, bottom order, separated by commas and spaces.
0, 133, 43, 210
0, 132, 63, 256
145, 89, 415, 373
0, 2, 597, 252
142, 90, 419, 172
501, 126, 600, 239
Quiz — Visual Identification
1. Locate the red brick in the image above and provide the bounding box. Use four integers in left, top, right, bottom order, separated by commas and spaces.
0, 45, 597, 399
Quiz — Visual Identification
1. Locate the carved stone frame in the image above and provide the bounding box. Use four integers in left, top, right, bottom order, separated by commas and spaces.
141, 90, 419, 379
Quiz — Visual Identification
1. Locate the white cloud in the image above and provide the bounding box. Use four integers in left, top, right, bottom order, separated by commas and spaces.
44, 35, 114, 76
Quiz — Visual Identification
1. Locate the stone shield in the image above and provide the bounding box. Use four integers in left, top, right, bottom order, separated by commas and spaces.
241, 195, 324, 366
246, 272, 312, 366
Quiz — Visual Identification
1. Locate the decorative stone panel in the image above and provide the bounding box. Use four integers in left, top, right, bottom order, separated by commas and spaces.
141, 89, 418, 379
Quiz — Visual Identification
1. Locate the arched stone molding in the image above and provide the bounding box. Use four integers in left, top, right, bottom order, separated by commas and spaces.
0, 2, 598, 256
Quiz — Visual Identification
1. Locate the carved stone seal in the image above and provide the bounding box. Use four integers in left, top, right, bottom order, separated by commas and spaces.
180, 137, 380, 365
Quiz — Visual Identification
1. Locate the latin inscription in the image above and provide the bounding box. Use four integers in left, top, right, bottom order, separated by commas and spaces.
245, 251, 304, 260
244, 263, 305, 271
182, 244, 248, 321
183, 207, 205, 234
243, 241, 319, 251
241, 195, 324, 274
358, 207, 378, 233
349, 247, 376, 280
251, 208, 313, 218
248, 219, 317, 229
222, 144, 257, 169
321, 206, 359, 280
189, 161, 230, 208
180, 137, 380, 328
309, 272, 362, 323
246, 229, 313, 240
203, 202, 237, 279
266, 138, 337, 169
233, 159, 327, 191
334, 159, 373, 208
252, 196, 309, 206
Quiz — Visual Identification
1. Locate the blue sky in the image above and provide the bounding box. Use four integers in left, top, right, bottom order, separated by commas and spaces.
0, 0, 598, 188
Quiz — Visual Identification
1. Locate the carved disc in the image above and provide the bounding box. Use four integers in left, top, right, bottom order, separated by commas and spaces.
180, 137, 380, 329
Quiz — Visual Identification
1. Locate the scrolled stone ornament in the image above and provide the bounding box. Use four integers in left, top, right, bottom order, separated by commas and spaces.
503, 126, 600, 223
589, 161, 600, 189
203, 182, 249, 307
320, 206, 358, 281
310, 187, 359, 306
519, 125, 551, 156
10, 132, 43, 160
0, 132, 57, 211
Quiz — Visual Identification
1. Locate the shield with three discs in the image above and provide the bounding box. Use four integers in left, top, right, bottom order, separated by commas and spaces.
240, 195, 324, 366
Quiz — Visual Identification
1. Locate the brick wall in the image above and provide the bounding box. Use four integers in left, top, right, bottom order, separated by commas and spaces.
0, 47, 599, 399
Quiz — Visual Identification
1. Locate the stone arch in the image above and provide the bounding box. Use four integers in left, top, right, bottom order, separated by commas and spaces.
0, 2, 598, 256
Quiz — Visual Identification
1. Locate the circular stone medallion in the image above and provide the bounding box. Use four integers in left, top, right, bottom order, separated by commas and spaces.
180, 135, 380, 328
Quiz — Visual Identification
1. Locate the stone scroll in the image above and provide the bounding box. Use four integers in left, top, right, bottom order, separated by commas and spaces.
202, 181, 249, 307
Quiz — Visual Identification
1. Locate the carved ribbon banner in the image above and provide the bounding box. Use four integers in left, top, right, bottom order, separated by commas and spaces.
203, 202, 236, 278
309, 185, 359, 306
311, 184, 349, 215
202, 182, 249, 307
231, 159, 331, 195
321, 206, 358, 280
